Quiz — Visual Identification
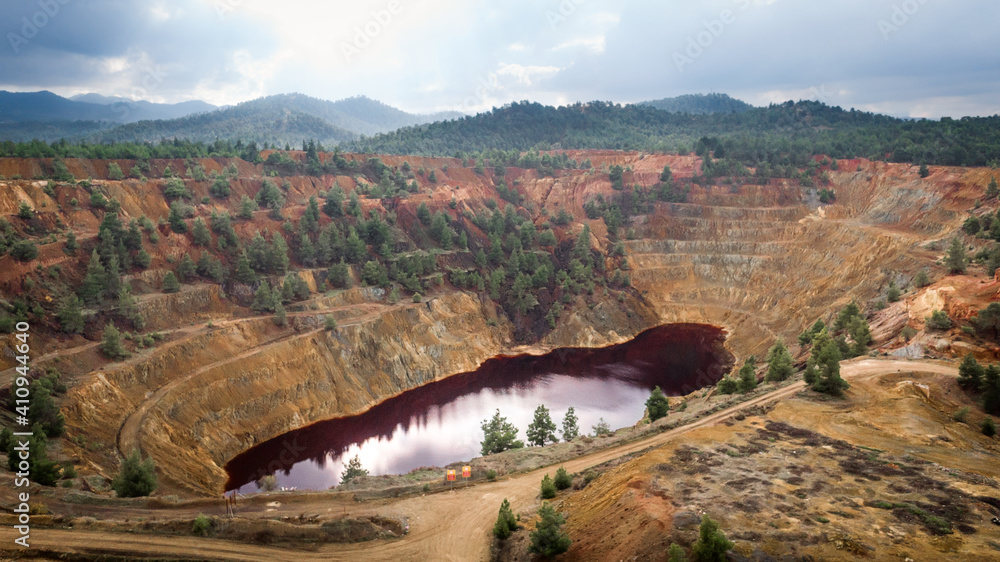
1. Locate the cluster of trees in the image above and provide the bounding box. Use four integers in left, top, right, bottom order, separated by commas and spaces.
480, 406, 585, 456
1, 370, 70, 486
493, 497, 571, 558
716, 340, 795, 395
0, 217, 39, 263
0, 138, 261, 161
957, 355, 1000, 417
481, 386, 675, 457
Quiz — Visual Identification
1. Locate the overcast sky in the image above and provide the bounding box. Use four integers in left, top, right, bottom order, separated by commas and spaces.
2, 0, 998, 118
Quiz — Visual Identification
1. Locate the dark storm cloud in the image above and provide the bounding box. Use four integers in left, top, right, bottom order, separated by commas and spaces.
1, 0, 278, 100
0, 0, 997, 117
546, 0, 1000, 116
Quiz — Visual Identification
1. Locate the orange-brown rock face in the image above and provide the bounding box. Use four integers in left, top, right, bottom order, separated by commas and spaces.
1, 152, 990, 497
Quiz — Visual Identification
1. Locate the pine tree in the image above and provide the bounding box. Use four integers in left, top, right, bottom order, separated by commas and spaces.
99, 324, 127, 360
268, 235, 290, 275
833, 302, 862, 332
847, 316, 871, 357
135, 249, 151, 269
561, 407, 579, 441
957, 354, 984, 390
273, 302, 287, 326
528, 503, 571, 558
340, 454, 367, 485
168, 203, 187, 233
645, 386, 670, 421
887, 280, 901, 303
808, 329, 848, 396
553, 467, 572, 490
327, 260, 350, 288
945, 237, 967, 274
983, 366, 1000, 415
765, 340, 794, 382
738, 356, 758, 393
176, 254, 196, 283
111, 450, 157, 497
668, 543, 689, 562
345, 228, 367, 264
303, 196, 321, 233
64, 230, 78, 254
281, 275, 295, 303
716, 376, 739, 394
988, 176, 1000, 199
192, 217, 211, 246
117, 285, 144, 330
80, 249, 106, 305
323, 185, 344, 217
690, 514, 733, 562
7, 434, 59, 486
252, 281, 275, 312
526, 404, 558, 446
235, 251, 256, 285
237, 195, 258, 219
161, 271, 180, 293
29, 385, 64, 438
417, 202, 431, 225
57, 294, 85, 334
481, 409, 524, 455
493, 498, 517, 540
540, 474, 557, 499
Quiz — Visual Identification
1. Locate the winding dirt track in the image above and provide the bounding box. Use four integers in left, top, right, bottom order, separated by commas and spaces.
0, 358, 957, 561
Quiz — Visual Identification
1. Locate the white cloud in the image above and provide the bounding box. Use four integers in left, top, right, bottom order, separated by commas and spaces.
495, 63, 561, 87
552, 36, 606, 54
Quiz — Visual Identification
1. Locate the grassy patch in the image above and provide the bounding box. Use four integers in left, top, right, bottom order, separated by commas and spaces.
868, 501, 953, 535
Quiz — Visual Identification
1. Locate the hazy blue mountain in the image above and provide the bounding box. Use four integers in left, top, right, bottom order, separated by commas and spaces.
0, 91, 118, 122
0, 90, 216, 124
242, 93, 462, 136
70, 93, 218, 121
94, 100, 358, 147
0, 91, 462, 144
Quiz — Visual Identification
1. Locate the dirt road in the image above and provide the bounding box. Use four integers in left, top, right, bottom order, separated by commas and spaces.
0, 358, 958, 561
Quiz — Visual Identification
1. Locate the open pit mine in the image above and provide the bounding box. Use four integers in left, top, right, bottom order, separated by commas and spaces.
0, 151, 998, 560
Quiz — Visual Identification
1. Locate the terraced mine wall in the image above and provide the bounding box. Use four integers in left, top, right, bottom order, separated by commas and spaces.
0, 153, 985, 496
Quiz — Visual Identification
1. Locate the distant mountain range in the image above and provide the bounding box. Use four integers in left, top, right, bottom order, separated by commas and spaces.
0, 91, 464, 145
0, 91, 751, 146
0, 90, 217, 124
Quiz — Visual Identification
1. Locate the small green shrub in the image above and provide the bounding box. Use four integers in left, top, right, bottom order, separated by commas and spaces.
553, 467, 572, 490
192, 514, 212, 536
540, 474, 557, 499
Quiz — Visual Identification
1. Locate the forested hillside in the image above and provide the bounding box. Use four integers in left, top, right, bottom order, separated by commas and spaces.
345, 100, 1000, 167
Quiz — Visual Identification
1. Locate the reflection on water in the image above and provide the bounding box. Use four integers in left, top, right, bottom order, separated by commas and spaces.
225, 323, 731, 492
